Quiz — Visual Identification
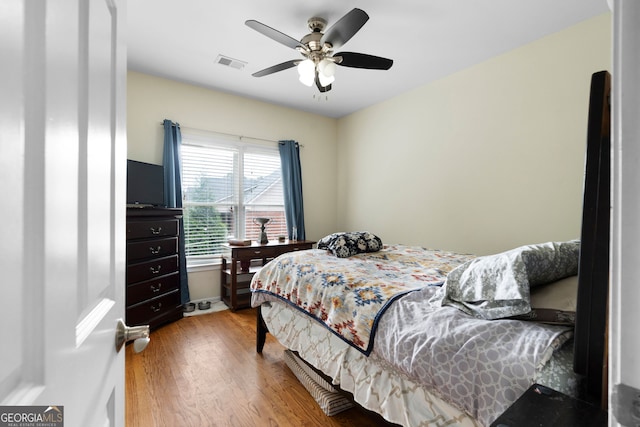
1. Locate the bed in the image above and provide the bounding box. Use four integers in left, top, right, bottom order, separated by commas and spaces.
249, 71, 611, 427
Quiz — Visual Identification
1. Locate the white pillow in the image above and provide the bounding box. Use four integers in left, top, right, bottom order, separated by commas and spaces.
514, 275, 578, 324
530, 275, 578, 312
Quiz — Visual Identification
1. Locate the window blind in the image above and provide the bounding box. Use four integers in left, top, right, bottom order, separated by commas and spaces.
180, 134, 286, 259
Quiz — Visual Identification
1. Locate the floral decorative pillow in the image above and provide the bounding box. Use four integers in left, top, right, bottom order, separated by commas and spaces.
518, 240, 580, 287
317, 231, 383, 258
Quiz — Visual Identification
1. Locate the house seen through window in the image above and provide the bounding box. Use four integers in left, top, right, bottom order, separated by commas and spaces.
180, 133, 286, 261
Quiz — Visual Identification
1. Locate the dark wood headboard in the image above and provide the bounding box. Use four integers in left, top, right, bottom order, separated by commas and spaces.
573, 70, 611, 407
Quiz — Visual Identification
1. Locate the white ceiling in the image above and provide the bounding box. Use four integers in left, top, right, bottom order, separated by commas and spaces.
127, 0, 609, 119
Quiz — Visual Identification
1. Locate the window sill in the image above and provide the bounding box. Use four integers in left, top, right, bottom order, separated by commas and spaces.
186, 258, 221, 273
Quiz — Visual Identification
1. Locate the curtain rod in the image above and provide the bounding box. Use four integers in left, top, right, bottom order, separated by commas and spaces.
160, 122, 303, 147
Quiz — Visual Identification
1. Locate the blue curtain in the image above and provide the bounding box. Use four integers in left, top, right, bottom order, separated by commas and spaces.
163, 119, 190, 304
279, 140, 306, 240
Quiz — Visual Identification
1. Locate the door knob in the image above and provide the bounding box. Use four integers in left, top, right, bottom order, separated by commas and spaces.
115, 318, 150, 353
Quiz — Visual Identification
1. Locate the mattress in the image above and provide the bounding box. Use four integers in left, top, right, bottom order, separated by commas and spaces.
259, 298, 577, 426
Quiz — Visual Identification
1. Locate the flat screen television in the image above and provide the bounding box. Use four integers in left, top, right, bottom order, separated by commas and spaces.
126, 159, 166, 207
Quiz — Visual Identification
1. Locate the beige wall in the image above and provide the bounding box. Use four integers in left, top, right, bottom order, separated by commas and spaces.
127, 13, 611, 300
127, 72, 338, 300
336, 13, 611, 256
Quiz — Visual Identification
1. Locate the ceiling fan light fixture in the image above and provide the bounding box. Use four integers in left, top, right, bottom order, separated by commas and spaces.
297, 59, 315, 87
318, 72, 335, 87
318, 58, 336, 87
318, 58, 336, 78
246, 8, 393, 92
299, 74, 314, 87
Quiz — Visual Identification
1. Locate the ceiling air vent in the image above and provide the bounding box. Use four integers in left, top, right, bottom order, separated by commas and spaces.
215, 55, 247, 70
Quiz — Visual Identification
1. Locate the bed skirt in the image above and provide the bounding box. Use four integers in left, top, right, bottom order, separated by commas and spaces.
260, 300, 481, 427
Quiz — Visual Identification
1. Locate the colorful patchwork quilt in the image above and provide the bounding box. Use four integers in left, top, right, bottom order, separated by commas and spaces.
250, 244, 475, 354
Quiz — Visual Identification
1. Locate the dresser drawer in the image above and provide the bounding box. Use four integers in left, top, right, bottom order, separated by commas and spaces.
127, 219, 179, 240
127, 272, 179, 306
285, 242, 314, 252
127, 237, 178, 262
126, 289, 181, 326
127, 255, 179, 285
233, 246, 279, 261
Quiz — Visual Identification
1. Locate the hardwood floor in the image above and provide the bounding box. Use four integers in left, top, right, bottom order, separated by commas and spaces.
125, 308, 395, 426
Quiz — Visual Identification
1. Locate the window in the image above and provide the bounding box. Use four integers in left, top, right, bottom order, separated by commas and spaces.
180, 133, 286, 262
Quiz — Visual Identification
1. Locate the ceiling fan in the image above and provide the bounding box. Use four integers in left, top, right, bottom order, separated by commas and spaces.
245, 8, 393, 93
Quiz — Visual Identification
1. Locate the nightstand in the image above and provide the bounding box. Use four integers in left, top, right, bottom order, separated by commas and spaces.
221, 240, 315, 310
490, 384, 607, 427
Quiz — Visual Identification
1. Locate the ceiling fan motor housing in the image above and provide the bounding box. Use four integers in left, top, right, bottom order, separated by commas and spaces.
300, 31, 329, 54
307, 17, 327, 32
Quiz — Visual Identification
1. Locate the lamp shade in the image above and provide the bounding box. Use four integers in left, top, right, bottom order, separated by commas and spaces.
317, 58, 336, 87
297, 59, 315, 87
318, 73, 335, 87
318, 58, 336, 78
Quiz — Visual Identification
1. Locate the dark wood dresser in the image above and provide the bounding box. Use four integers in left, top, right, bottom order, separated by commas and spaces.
126, 207, 184, 329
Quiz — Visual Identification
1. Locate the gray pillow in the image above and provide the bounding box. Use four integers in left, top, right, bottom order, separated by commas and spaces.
519, 240, 580, 287
441, 240, 580, 320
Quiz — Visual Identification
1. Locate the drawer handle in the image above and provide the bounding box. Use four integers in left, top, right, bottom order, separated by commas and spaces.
253, 250, 262, 255
150, 283, 162, 293
150, 226, 162, 235
149, 245, 162, 255
150, 302, 162, 313
149, 265, 162, 274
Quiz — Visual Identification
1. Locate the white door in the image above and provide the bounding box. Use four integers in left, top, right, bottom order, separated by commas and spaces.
610, 1, 640, 426
0, 0, 128, 426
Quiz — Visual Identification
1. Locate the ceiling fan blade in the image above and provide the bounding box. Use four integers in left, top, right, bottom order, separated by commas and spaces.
320, 8, 369, 49
335, 52, 393, 70
245, 20, 303, 50
252, 60, 299, 77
